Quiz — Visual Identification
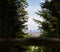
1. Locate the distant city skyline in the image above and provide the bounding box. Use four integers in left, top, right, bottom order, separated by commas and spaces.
25, 0, 44, 30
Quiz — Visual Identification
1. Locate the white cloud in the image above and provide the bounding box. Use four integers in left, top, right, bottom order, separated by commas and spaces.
26, 6, 41, 16
25, 4, 44, 30
26, 5, 43, 20
28, 18, 39, 30
26, 6, 41, 12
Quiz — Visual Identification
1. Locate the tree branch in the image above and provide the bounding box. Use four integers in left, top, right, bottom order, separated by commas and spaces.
0, 37, 60, 47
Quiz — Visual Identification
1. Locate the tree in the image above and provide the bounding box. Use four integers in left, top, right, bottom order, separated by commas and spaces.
0, 0, 28, 52
36, 0, 60, 52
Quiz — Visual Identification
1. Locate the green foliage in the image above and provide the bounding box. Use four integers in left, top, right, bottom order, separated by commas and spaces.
36, 0, 60, 52
37, 0, 60, 38
0, 0, 28, 52
0, 0, 28, 38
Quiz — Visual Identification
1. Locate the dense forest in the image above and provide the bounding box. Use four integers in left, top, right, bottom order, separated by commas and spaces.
0, 0, 60, 52
36, 0, 60, 52
0, 0, 28, 52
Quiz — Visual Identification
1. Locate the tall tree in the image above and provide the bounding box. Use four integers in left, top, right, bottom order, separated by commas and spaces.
0, 0, 28, 52
36, 0, 60, 52
0, 0, 28, 38
37, 0, 60, 38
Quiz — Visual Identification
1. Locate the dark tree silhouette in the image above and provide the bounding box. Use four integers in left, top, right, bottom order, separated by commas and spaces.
36, 0, 60, 52
0, 0, 28, 52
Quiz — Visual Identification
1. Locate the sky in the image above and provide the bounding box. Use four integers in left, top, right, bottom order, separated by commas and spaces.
25, 0, 44, 30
